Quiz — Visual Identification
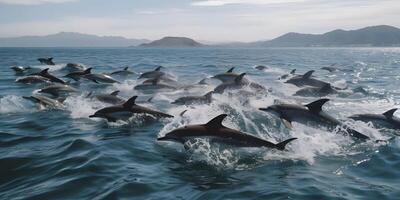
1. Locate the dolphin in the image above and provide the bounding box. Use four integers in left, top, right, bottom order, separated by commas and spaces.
110, 67, 135, 76
172, 91, 213, 105
23, 95, 64, 108
134, 79, 176, 91
64, 68, 92, 81
285, 70, 333, 89
294, 84, 337, 97
279, 69, 296, 80
86, 90, 125, 105
321, 66, 337, 72
214, 73, 266, 94
39, 84, 79, 97
212, 67, 243, 83
157, 114, 297, 150
37, 57, 55, 65
181, 78, 209, 91
138, 66, 175, 80
33, 68, 66, 84
349, 108, 400, 130
65, 63, 85, 72
16, 75, 51, 84
141, 75, 178, 85
84, 73, 120, 84
89, 96, 173, 122
259, 99, 370, 140
10, 66, 32, 74
255, 65, 268, 71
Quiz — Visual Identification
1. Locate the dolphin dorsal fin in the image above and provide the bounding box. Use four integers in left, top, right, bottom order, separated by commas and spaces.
40, 68, 50, 74
198, 78, 207, 85
303, 70, 314, 79
227, 67, 235, 73
290, 69, 296, 74
48, 57, 53, 61
154, 66, 162, 71
110, 90, 119, 96
205, 114, 227, 128
123, 96, 137, 107
147, 97, 153, 102
84, 68, 92, 74
86, 91, 93, 98
204, 91, 213, 99
305, 99, 329, 113
235, 73, 246, 83
124, 67, 129, 71
383, 108, 397, 118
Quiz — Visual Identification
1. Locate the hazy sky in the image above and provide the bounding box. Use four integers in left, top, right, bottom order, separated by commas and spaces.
0, 0, 399, 42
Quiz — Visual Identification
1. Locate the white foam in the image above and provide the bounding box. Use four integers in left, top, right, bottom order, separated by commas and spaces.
0, 95, 33, 113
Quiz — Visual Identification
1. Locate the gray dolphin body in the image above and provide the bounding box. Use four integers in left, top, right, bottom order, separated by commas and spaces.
181, 78, 209, 91
294, 84, 337, 97
157, 114, 297, 150
87, 90, 125, 105
64, 68, 92, 81
259, 99, 370, 140
279, 69, 296, 80
285, 70, 329, 88
172, 91, 213, 105
38, 57, 55, 65
134, 79, 176, 91
321, 66, 337, 72
23, 95, 64, 108
212, 67, 245, 83
16, 75, 51, 84
349, 108, 400, 130
11, 66, 32, 74
111, 67, 135, 76
39, 84, 79, 97
255, 65, 268, 71
214, 73, 266, 94
138, 66, 175, 80
84, 73, 120, 84
65, 63, 85, 72
33, 68, 66, 84
89, 96, 173, 122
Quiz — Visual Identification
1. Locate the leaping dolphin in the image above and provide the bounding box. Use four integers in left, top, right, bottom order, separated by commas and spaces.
86, 90, 125, 105
84, 72, 120, 84
89, 96, 173, 122
349, 108, 400, 130
64, 68, 92, 81
214, 73, 266, 94
37, 57, 55, 65
110, 67, 135, 76
212, 67, 244, 83
285, 70, 329, 88
294, 84, 337, 97
33, 68, 66, 84
171, 91, 213, 105
259, 99, 370, 140
39, 84, 79, 97
157, 114, 297, 150
23, 95, 65, 108
16, 75, 51, 84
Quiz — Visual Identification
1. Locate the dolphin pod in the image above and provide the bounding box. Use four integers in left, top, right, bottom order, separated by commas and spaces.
9, 57, 395, 154
158, 114, 297, 150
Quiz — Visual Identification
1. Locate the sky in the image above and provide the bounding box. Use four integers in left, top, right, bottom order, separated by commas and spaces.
0, 0, 399, 42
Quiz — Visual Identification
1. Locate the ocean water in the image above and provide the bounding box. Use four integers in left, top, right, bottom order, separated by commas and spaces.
0, 47, 400, 200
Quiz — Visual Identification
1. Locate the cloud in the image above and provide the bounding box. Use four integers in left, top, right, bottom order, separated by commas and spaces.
0, 0, 77, 5
191, 0, 306, 6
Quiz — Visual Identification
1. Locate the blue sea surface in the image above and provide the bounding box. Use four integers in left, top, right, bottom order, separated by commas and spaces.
0, 47, 400, 199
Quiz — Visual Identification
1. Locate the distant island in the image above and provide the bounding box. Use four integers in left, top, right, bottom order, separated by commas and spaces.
0, 32, 149, 47
139, 37, 203, 48
254, 25, 400, 47
0, 25, 399, 47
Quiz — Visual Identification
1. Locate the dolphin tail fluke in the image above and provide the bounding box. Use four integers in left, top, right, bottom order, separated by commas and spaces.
275, 138, 297, 150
